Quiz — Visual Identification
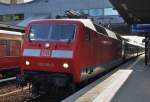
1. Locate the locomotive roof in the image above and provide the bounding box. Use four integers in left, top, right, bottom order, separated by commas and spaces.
31, 19, 119, 40
31, 19, 97, 32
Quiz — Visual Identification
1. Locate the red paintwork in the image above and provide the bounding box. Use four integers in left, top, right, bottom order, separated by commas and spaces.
21, 19, 122, 83
73, 26, 122, 82
0, 35, 22, 73
0, 57, 19, 71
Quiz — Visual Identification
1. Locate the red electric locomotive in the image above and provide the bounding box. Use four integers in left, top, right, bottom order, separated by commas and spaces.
19, 10, 144, 94
19, 19, 126, 94
0, 30, 23, 78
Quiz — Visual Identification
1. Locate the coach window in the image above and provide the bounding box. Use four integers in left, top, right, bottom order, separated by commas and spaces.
85, 28, 91, 41
0, 40, 8, 57
10, 40, 21, 56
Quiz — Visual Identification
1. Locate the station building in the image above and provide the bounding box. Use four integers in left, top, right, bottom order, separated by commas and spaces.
0, 0, 24, 4
0, 0, 124, 27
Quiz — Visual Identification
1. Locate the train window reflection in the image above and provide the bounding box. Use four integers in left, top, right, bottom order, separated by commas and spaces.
29, 24, 76, 42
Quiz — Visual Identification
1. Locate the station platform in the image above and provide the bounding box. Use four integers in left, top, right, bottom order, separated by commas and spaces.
62, 55, 150, 102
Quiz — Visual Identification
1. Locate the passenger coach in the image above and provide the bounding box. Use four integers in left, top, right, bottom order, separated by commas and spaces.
0, 30, 23, 78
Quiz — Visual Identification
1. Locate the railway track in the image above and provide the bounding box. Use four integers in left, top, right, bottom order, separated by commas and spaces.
22, 88, 72, 102
0, 77, 31, 102
0, 77, 60, 102
0, 77, 17, 95
23, 95, 41, 102
0, 87, 31, 102
0, 77, 16, 84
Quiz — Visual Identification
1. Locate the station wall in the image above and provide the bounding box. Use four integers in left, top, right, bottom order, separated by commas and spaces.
0, 0, 124, 26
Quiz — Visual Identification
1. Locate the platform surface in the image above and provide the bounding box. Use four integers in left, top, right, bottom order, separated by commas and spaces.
63, 55, 150, 102
111, 55, 150, 102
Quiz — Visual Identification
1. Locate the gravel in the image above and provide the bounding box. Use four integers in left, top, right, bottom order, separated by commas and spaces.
0, 88, 31, 102
0, 82, 31, 102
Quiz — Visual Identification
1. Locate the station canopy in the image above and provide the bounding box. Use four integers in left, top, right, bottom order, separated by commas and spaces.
17, 14, 50, 27
0, 23, 24, 33
109, 0, 150, 24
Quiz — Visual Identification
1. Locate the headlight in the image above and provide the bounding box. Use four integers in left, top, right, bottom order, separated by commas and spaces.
45, 43, 50, 48
25, 61, 30, 66
63, 63, 69, 69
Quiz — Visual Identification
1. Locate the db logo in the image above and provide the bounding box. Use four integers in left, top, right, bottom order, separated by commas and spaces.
40, 49, 51, 56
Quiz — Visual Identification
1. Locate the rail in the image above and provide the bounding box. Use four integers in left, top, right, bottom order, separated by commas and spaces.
0, 77, 16, 83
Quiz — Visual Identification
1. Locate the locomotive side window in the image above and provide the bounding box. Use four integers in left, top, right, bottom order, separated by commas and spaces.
85, 28, 91, 41
29, 24, 76, 42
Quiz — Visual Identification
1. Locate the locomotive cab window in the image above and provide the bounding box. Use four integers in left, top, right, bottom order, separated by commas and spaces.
29, 24, 76, 42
